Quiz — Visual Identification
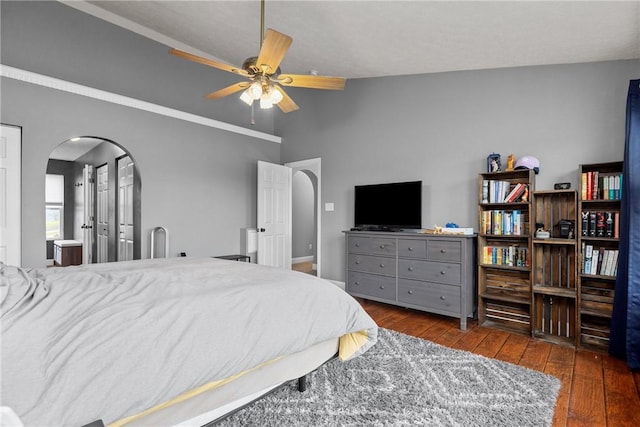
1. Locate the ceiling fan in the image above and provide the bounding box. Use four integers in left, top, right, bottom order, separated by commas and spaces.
169, 0, 346, 113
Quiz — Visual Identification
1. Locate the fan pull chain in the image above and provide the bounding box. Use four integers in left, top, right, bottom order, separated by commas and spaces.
251, 102, 256, 125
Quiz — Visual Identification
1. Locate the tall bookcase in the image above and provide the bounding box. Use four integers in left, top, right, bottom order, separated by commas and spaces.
531, 190, 578, 346
477, 169, 535, 334
578, 161, 623, 352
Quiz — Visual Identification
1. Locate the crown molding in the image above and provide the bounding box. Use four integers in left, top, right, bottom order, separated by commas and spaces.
0, 64, 282, 144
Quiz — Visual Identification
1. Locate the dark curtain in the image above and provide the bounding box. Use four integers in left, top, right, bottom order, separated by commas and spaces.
610, 79, 640, 368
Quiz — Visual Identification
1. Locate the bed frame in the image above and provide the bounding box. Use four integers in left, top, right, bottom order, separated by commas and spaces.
105, 338, 339, 426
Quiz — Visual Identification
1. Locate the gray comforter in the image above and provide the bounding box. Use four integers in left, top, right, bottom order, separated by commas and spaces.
1, 258, 377, 426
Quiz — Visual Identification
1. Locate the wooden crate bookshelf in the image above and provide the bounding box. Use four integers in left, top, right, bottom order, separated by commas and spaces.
477, 169, 535, 334
531, 190, 578, 346
578, 161, 623, 352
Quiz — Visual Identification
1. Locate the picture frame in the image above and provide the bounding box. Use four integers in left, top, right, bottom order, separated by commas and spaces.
486, 153, 501, 172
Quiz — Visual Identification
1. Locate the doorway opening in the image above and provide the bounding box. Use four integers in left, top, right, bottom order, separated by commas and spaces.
46, 137, 141, 265
286, 158, 321, 277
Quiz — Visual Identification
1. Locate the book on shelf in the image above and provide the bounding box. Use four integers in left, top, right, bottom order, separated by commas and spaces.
482, 180, 528, 203
581, 211, 619, 239
582, 245, 619, 276
580, 171, 623, 200
504, 183, 528, 203
583, 244, 593, 274
481, 209, 525, 236
483, 245, 528, 267
596, 212, 605, 237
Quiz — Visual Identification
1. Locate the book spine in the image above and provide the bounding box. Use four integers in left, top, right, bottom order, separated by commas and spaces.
581, 211, 589, 237
614, 212, 620, 239
596, 212, 605, 237
584, 244, 593, 274
605, 211, 613, 238
592, 171, 599, 199
482, 180, 489, 203
581, 172, 588, 200
589, 212, 597, 237
590, 248, 599, 275
586, 172, 593, 200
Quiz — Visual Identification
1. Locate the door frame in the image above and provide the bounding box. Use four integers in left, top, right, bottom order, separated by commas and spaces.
285, 158, 322, 277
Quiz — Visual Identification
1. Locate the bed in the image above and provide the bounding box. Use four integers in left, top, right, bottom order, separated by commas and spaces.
1, 257, 378, 426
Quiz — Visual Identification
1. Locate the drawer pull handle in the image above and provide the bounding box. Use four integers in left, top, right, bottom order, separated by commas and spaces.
380, 245, 385, 249
379, 285, 385, 289
408, 247, 413, 251
441, 249, 446, 253
408, 290, 414, 295
440, 270, 446, 275
408, 267, 414, 272
355, 281, 360, 285
379, 264, 385, 268
440, 295, 446, 300
355, 243, 360, 247
355, 260, 360, 264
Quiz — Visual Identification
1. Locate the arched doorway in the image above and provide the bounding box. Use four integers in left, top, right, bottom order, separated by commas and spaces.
286, 158, 321, 277
46, 137, 141, 265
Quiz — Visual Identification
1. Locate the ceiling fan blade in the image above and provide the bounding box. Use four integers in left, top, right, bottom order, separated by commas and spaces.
205, 82, 251, 99
256, 29, 292, 75
169, 48, 248, 77
275, 74, 346, 91
274, 86, 299, 113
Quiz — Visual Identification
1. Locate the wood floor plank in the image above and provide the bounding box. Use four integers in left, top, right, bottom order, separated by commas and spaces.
519, 339, 553, 371
449, 326, 491, 353
567, 351, 606, 427
545, 345, 575, 427
473, 328, 510, 358
602, 354, 640, 427
493, 333, 530, 364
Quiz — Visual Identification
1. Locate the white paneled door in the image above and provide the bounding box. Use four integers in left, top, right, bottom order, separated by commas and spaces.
82, 164, 94, 265
96, 163, 109, 263
0, 125, 21, 266
118, 155, 134, 261
257, 161, 292, 268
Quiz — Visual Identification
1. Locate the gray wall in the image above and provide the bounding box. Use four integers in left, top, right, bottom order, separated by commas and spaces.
279, 60, 639, 281
2, 2, 281, 267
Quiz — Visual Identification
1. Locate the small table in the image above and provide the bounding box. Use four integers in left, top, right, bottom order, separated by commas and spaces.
214, 254, 251, 262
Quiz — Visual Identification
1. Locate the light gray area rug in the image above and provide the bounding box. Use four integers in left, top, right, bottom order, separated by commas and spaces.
219, 328, 560, 426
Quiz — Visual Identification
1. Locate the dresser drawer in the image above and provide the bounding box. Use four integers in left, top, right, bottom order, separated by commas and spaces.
398, 259, 461, 285
398, 279, 461, 314
398, 239, 427, 259
348, 236, 396, 256
348, 254, 396, 276
427, 240, 462, 262
347, 271, 396, 300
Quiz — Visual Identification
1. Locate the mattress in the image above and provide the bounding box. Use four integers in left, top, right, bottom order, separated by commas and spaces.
1, 258, 377, 426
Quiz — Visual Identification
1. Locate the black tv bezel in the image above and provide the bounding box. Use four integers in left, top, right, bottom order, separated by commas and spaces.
354, 180, 422, 231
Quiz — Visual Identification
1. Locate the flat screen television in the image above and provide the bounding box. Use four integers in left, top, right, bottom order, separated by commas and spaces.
354, 180, 422, 231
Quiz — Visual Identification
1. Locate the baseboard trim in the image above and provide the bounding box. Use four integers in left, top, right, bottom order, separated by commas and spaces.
292, 256, 314, 264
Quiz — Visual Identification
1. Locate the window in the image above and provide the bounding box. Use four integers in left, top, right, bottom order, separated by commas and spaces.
46, 174, 64, 240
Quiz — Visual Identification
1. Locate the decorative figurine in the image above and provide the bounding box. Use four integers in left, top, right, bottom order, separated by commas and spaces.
486, 153, 501, 172
521, 186, 529, 202
506, 154, 515, 171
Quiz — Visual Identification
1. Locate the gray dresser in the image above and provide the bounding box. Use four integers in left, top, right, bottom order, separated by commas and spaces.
345, 231, 477, 330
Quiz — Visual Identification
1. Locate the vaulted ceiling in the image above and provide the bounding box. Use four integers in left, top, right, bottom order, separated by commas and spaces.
64, 1, 640, 80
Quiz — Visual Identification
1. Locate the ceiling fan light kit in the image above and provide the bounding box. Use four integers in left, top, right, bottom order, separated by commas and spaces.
169, 0, 345, 113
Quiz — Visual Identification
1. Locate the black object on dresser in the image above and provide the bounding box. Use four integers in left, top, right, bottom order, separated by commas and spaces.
214, 254, 251, 262
344, 231, 477, 330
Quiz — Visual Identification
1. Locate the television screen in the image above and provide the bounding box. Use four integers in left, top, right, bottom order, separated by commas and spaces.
354, 180, 422, 231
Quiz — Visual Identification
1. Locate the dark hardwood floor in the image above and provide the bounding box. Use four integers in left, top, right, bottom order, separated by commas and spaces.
357, 299, 640, 427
